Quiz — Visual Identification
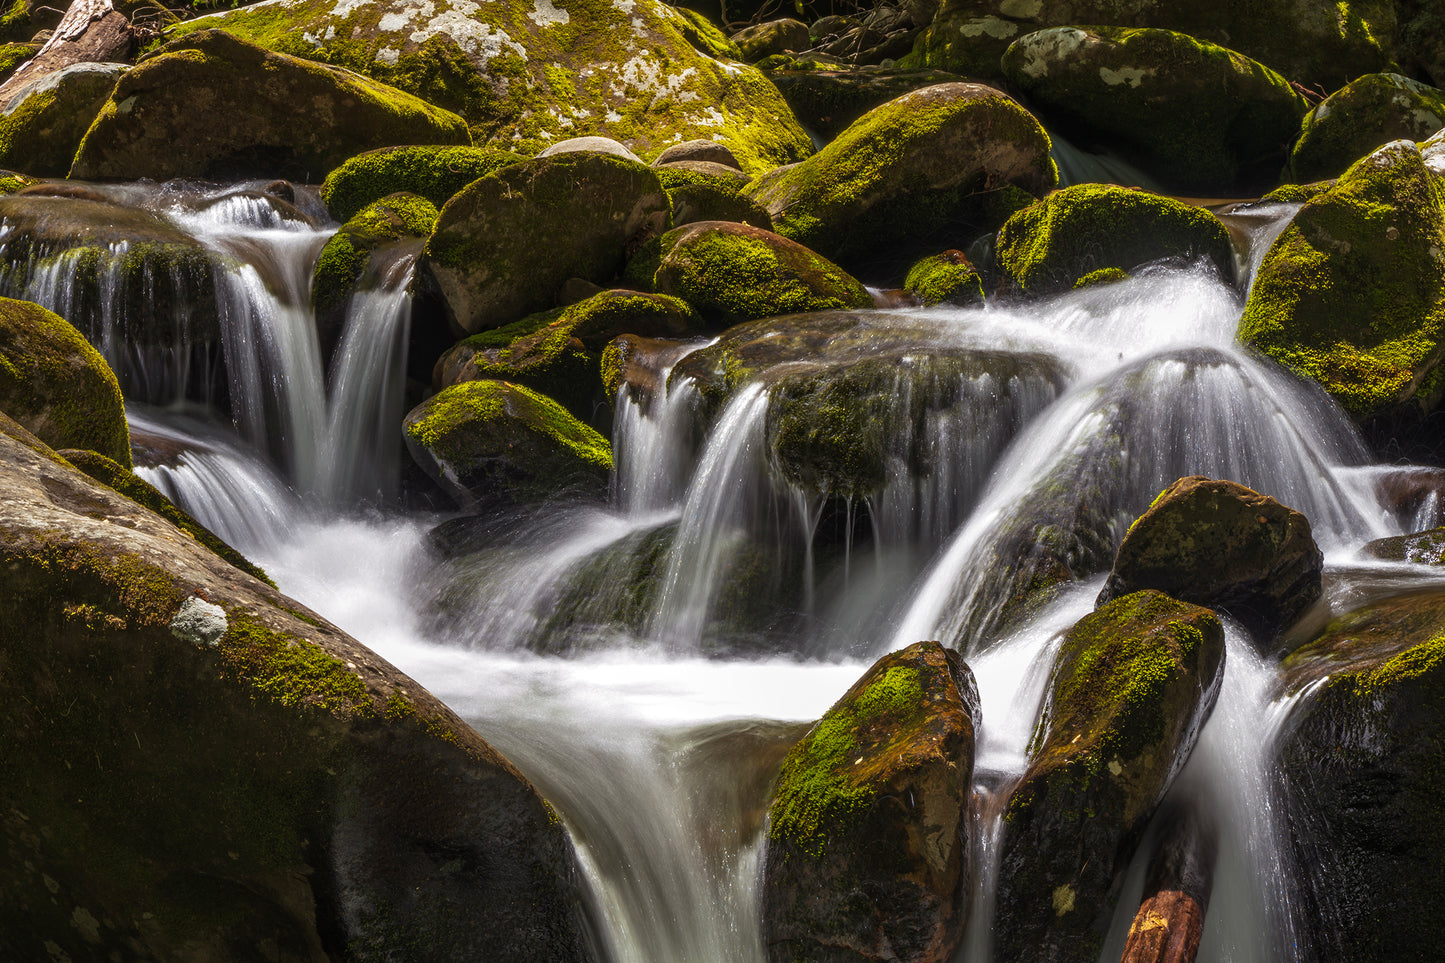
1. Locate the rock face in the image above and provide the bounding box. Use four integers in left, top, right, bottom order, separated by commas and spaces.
403, 379, 612, 507
1279, 589, 1445, 962
320, 144, 524, 223
0, 414, 591, 963
0, 61, 124, 177
995, 185, 1235, 296
1239, 140, 1445, 424
1290, 73, 1445, 183
762, 640, 978, 963
0, 295, 130, 466
70, 30, 471, 181
1097, 476, 1323, 647
1000, 27, 1308, 195
994, 590, 1225, 963
420, 151, 669, 335
163, 0, 812, 174
743, 83, 1056, 280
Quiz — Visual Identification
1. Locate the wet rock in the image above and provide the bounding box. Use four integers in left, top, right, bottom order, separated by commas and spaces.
1119, 799, 1217, 963
1239, 140, 1445, 424
733, 18, 810, 62
994, 591, 1225, 963
995, 185, 1235, 296
1097, 476, 1323, 647
1372, 465, 1445, 530
403, 379, 612, 508
601, 332, 693, 404
0, 61, 124, 177
762, 640, 979, 963
744, 82, 1055, 281
903, 249, 983, 306
419, 152, 669, 335
1362, 527, 1445, 564
650, 220, 872, 326
0, 414, 591, 963
0, 295, 130, 466
1000, 27, 1308, 195
1278, 589, 1445, 962
320, 144, 525, 223
1289, 73, 1445, 183
70, 30, 471, 181
768, 67, 959, 141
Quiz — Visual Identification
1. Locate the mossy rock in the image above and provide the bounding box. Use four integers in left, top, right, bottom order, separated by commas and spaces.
743, 82, 1056, 281
0, 296, 130, 466
0, 40, 38, 82
995, 184, 1235, 297
767, 67, 960, 141
402, 379, 612, 507
1260, 180, 1335, 204
0, 416, 591, 963
1362, 526, 1445, 564
160, 0, 812, 174
1098, 476, 1323, 647
70, 30, 471, 181
0, 167, 34, 194
0, 62, 125, 178
732, 17, 810, 62
1073, 266, 1130, 288
320, 144, 525, 223
1238, 140, 1445, 424
1000, 27, 1309, 195
762, 640, 978, 963
651, 220, 872, 326
994, 590, 1225, 963
1278, 589, 1445, 962
419, 152, 670, 335
1290, 74, 1445, 183
903, 249, 983, 306
654, 159, 752, 193
671, 6, 741, 60
667, 181, 773, 230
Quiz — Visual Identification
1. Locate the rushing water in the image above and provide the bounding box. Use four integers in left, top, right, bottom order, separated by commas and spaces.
22, 179, 1442, 960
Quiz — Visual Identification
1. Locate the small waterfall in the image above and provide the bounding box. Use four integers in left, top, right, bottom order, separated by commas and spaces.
613, 356, 706, 516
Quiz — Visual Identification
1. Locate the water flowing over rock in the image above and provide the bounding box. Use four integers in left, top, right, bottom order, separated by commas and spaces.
0, 414, 592, 963
743, 82, 1056, 281
0, 60, 124, 177
993, 590, 1225, 963
1000, 27, 1308, 195
1239, 139, 1445, 425
1097, 476, 1324, 648
1362, 525, 1445, 563
1289, 73, 1445, 183
419, 151, 669, 335
70, 30, 471, 181
762, 640, 978, 963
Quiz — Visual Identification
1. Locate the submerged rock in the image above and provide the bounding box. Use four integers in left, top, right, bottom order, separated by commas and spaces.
1362, 526, 1445, 564
320, 144, 525, 223
994, 590, 1225, 962
1289, 73, 1445, 183
762, 640, 979, 963
0, 61, 125, 178
995, 185, 1235, 296
1097, 476, 1323, 647
71, 30, 471, 181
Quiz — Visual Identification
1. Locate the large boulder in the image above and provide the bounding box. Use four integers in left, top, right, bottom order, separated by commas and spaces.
743, 82, 1056, 280
1278, 589, 1445, 962
1000, 27, 1308, 195
1097, 476, 1323, 647
995, 185, 1235, 296
0, 414, 591, 962
0, 61, 125, 177
994, 590, 1225, 963
0, 296, 130, 466
1289, 73, 1445, 183
768, 68, 960, 142
162, 0, 812, 174
762, 640, 978, 963
320, 144, 525, 223
70, 30, 471, 181
419, 151, 669, 335
1238, 140, 1445, 424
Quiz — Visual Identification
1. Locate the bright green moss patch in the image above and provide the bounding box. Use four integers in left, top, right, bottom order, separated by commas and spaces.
1291, 73, 1445, 183
311, 192, 437, 315
1074, 267, 1130, 289
904, 250, 984, 306
320, 144, 524, 223
218, 610, 372, 715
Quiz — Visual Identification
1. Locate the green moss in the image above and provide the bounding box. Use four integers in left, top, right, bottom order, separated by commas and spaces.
312, 192, 437, 314
669, 6, 741, 60
0, 40, 35, 82
1262, 182, 1335, 204
219, 610, 372, 715
0, 170, 34, 194
1291, 73, 1445, 183
407, 380, 612, 473
904, 250, 984, 306
321, 144, 524, 223
1074, 267, 1130, 289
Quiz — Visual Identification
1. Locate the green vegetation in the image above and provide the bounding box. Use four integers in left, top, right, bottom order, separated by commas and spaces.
320, 144, 524, 223
904, 250, 985, 306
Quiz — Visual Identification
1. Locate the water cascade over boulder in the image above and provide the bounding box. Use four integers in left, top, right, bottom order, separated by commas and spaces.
1289, 73, 1445, 183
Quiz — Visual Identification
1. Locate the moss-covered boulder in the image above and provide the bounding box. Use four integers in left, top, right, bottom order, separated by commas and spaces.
1290, 73, 1445, 183
1097, 476, 1323, 647
672, 6, 742, 60
320, 144, 524, 223
0, 414, 591, 963
768, 67, 960, 141
70, 30, 471, 181
654, 138, 742, 168
903, 249, 984, 306
1238, 140, 1445, 424
161, 0, 811, 174
732, 17, 810, 62
419, 151, 669, 335
1278, 589, 1445, 962
654, 158, 752, 193
762, 640, 978, 963
650, 220, 872, 325
995, 185, 1235, 296
402, 379, 612, 507
999, 27, 1309, 195
0, 296, 130, 466
668, 180, 773, 229
994, 590, 1225, 963
743, 82, 1056, 280
0, 61, 125, 178
0, 40, 38, 82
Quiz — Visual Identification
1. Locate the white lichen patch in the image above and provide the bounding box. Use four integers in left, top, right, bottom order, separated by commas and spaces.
394, 0, 527, 65
1012, 28, 1086, 78
529, 0, 570, 27
696, 105, 725, 127
375, 46, 401, 65
170, 595, 228, 649
70, 906, 101, 943
1107, 758, 1123, 776
960, 16, 1018, 40
1099, 66, 1147, 87
329, 0, 371, 19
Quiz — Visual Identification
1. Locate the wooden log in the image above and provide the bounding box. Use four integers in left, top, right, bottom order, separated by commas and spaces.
1120, 799, 1218, 963
0, 0, 131, 110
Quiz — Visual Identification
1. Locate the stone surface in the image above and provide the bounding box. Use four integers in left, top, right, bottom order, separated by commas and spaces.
1363, 526, 1445, 564
903, 249, 984, 306
320, 144, 524, 223
1290, 73, 1445, 183
768, 67, 959, 141
733, 17, 810, 62
0, 60, 124, 177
